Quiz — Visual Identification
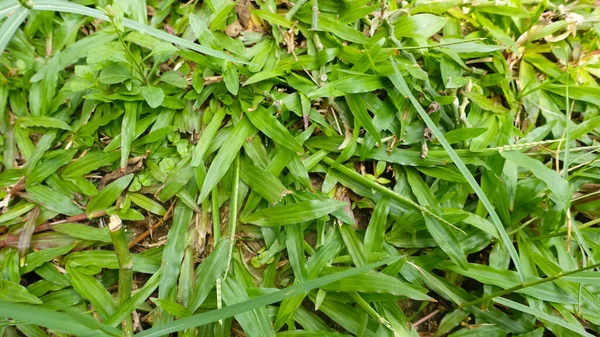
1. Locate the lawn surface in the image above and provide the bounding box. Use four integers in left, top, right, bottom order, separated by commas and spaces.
1, 0, 600, 336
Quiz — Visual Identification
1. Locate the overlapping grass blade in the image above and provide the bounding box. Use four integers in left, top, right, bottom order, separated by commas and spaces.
30, 1, 247, 64
135, 258, 396, 337
388, 59, 524, 281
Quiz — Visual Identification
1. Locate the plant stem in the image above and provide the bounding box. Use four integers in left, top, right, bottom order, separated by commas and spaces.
106, 12, 147, 85
285, 0, 308, 20
212, 186, 221, 241
458, 261, 600, 309
224, 155, 240, 279
108, 215, 134, 337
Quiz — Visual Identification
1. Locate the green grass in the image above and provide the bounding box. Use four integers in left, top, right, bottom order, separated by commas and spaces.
1, 0, 600, 336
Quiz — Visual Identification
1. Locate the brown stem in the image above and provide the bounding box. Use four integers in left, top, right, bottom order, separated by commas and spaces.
128, 203, 175, 249
98, 160, 144, 190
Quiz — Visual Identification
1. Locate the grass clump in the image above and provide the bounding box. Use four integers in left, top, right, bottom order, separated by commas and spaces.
1, 0, 600, 336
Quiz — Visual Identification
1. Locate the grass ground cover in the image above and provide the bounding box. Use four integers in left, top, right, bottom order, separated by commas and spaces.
1, 0, 600, 336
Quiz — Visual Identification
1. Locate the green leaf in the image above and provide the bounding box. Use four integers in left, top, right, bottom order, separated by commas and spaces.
244, 200, 346, 226
152, 298, 188, 318
0, 7, 29, 56
474, 13, 519, 55
191, 109, 227, 166
86, 174, 134, 214
128, 192, 166, 216
52, 223, 112, 243
62, 151, 120, 178
104, 270, 161, 327
389, 58, 525, 282
244, 69, 286, 85
222, 277, 276, 337
198, 117, 256, 203
405, 168, 468, 269
320, 268, 432, 301
394, 14, 448, 38
493, 297, 594, 337
121, 102, 137, 170
156, 200, 193, 324
17, 116, 72, 131
157, 164, 198, 206
308, 76, 386, 98
500, 151, 570, 209
545, 85, 600, 107
27, 1, 246, 63
346, 94, 381, 146
24, 185, 81, 216
416, 166, 468, 183
28, 149, 77, 185
0, 301, 120, 337
21, 244, 77, 274
0, 201, 35, 224
240, 157, 289, 204
66, 265, 116, 319
285, 224, 309, 283
223, 61, 240, 95
187, 237, 230, 314
442, 128, 488, 144
0, 280, 42, 304
363, 197, 389, 254
135, 258, 396, 337
463, 91, 510, 114
141, 86, 164, 108
98, 63, 131, 84
245, 105, 304, 153
252, 9, 293, 28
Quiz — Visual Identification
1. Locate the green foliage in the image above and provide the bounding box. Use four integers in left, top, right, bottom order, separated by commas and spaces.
1, 0, 600, 336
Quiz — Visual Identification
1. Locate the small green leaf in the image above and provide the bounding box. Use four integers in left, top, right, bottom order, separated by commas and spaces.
198, 117, 256, 203
86, 174, 134, 214
98, 63, 131, 84
128, 192, 167, 216
245, 105, 303, 153
223, 61, 239, 95
24, 185, 81, 216
141, 86, 165, 108
17, 116, 72, 131
0, 280, 43, 304
244, 200, 346, 226
240, 157, 289, 204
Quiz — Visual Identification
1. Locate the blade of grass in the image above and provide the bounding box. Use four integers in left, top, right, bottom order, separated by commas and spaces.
104, 270, 161, 327
198, 117, 255, 204
135, 257, 397, 337
86, 174, 134, 214
364, 197, 389, 254
388, 58, 525, 282
221, 276, 276, 337
120, 102, 137, 170
0, 6, 28, 55
156, 199, 193, 326
0, 301, 121, 337
405, 167, 467, 269
317, 154, 459, 231
243, 199, 346, 226
494, 297, 593, 337
224, 155, 240, 279
187, 237, 229, 315
30, 1, 248, 64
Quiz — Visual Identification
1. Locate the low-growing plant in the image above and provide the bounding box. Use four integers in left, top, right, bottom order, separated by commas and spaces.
1, 0, 600, 336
